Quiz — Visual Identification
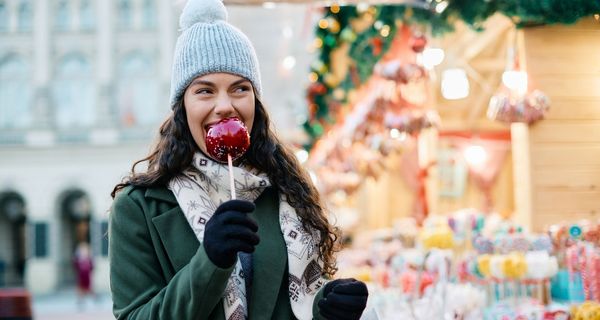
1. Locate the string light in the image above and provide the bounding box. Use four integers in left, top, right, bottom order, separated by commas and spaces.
330, 3, 340, 14
318, 19, 329, 29
380, 25, 390, 37
313, 38, 323, 49
295, 149, 309, 164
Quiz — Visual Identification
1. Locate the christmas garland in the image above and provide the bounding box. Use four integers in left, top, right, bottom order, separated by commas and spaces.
303, 0, 600, 148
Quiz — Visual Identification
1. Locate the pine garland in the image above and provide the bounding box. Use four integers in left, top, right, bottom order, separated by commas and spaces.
303, 0, 600, 148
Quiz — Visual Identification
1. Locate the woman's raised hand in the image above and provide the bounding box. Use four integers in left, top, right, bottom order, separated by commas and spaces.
203, 200, 259, 268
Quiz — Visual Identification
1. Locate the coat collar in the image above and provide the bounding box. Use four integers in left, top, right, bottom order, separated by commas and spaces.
145, 186, 178, 204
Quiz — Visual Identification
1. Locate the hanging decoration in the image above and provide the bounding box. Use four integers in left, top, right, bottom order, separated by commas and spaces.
304, 0, 599, 145
486, 89, 550, 125
487, 30, 551, 125
307, 26, 440, 203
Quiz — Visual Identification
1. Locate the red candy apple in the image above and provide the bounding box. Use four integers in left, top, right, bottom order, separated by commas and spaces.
205, 117, 250, 163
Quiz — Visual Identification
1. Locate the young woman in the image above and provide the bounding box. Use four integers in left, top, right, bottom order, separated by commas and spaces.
108, 0, 368, 319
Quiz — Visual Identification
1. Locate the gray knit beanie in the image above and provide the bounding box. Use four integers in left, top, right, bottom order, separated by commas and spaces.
169, 0, 262, 106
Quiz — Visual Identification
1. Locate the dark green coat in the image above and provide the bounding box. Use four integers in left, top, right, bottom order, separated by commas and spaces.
109, 185, 325, 320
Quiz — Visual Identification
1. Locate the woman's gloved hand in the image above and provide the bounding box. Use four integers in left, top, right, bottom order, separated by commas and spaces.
318, 278, 368, 320
203, 200, 259, 268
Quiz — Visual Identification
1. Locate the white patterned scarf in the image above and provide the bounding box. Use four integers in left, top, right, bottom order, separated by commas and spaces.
168, 152, 326, 320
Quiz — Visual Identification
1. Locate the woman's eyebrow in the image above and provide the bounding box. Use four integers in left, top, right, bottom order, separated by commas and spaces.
230, 79, 250, 87
189, 79, 215, 87
189, 79, 250, 87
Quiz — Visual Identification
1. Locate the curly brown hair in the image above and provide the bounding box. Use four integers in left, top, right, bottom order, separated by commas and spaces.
111, 97, 339, 277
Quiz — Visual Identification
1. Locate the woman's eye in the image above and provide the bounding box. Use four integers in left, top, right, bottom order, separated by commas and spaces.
195, 88, 212, 95
234, 86, 250, 93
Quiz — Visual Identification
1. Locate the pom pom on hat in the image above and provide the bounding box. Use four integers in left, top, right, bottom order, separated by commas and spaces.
180, 0, 227, 30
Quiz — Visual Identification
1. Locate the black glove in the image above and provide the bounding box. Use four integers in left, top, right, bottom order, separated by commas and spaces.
203, 200, 259, 269
318, 278, 368, 320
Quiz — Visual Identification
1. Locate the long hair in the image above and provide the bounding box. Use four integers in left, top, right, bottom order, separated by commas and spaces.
112, 97, 338, 277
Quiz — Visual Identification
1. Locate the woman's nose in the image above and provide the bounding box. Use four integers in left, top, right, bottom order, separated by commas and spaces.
214, 95, 235, 117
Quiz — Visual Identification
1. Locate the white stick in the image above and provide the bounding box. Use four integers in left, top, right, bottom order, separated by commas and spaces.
228, 154, 236, 200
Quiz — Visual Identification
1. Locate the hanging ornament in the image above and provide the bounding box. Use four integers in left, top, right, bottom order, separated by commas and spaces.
409, 34, 427, 53
371, 37, 383, 56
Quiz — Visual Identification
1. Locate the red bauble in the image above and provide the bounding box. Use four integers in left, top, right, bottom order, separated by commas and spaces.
205, 117, 250, 163
410, 34, 427, 53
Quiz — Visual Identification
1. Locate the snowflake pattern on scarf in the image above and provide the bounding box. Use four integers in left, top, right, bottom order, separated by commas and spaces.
168, 152, 326, 320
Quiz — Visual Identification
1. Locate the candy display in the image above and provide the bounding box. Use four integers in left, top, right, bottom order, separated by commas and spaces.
336, 211, 599, 319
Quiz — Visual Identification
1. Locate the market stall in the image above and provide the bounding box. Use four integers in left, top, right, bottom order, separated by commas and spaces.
292, 1, 600, 318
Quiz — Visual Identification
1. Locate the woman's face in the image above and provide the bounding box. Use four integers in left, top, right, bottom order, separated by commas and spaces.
183, 73, 255, 160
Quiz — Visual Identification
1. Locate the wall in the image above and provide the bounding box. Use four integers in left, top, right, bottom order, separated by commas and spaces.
521, 17, 600, 231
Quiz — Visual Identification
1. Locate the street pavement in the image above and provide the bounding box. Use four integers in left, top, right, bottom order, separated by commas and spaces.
32, 289, 113, 320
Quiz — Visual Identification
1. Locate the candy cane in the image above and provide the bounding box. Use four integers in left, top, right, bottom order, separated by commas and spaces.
581, 245, 590, 300
593, 251, 600, 302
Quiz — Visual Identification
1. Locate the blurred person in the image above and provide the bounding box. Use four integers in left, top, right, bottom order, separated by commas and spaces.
73, 241, 94, 309
108, 0, 369, 319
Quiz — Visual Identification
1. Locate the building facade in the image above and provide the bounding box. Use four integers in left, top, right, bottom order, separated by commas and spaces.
0, 0, 313, 294
0, 0, 178, 294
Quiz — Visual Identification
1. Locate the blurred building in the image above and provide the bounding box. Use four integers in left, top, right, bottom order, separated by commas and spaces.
0, 0, 178, 294
0, 0, 313, 294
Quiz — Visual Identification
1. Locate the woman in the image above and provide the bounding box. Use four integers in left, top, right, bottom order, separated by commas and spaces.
109, 0, 368, 319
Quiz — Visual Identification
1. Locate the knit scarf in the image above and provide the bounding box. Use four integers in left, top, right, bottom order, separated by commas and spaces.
168, 152, 326, 320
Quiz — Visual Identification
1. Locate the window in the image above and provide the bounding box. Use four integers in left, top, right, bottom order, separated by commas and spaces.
100, 220, 108, 256
34, 222, 48, 258
80, 0, 94, 31
53, 54, 96, 128
118, 0, 132, 30
117, 52, 159, 127
55, 0, 70, 31
17, 0, 32, 32
0, 1, 8, 32
142, 0, 156, 29
0, 55, 32, 129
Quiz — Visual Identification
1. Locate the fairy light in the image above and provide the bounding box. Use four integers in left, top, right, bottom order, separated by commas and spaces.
295, 149, 309, 164
308, 72, 319, 82
318, 19, 329, 29
313, 38, 323, 49
356, 2, 368, 12
330, 3, 340, 14
389, 128, 407, 141
380, 25, 390, 37
434, 1, 449, 14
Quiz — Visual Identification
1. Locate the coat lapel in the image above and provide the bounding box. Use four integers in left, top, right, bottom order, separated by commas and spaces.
249, 188, 287, 319
148, 188, 200, 273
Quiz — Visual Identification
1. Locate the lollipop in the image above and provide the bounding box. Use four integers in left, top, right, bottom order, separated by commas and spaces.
205, 117, 250, 199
